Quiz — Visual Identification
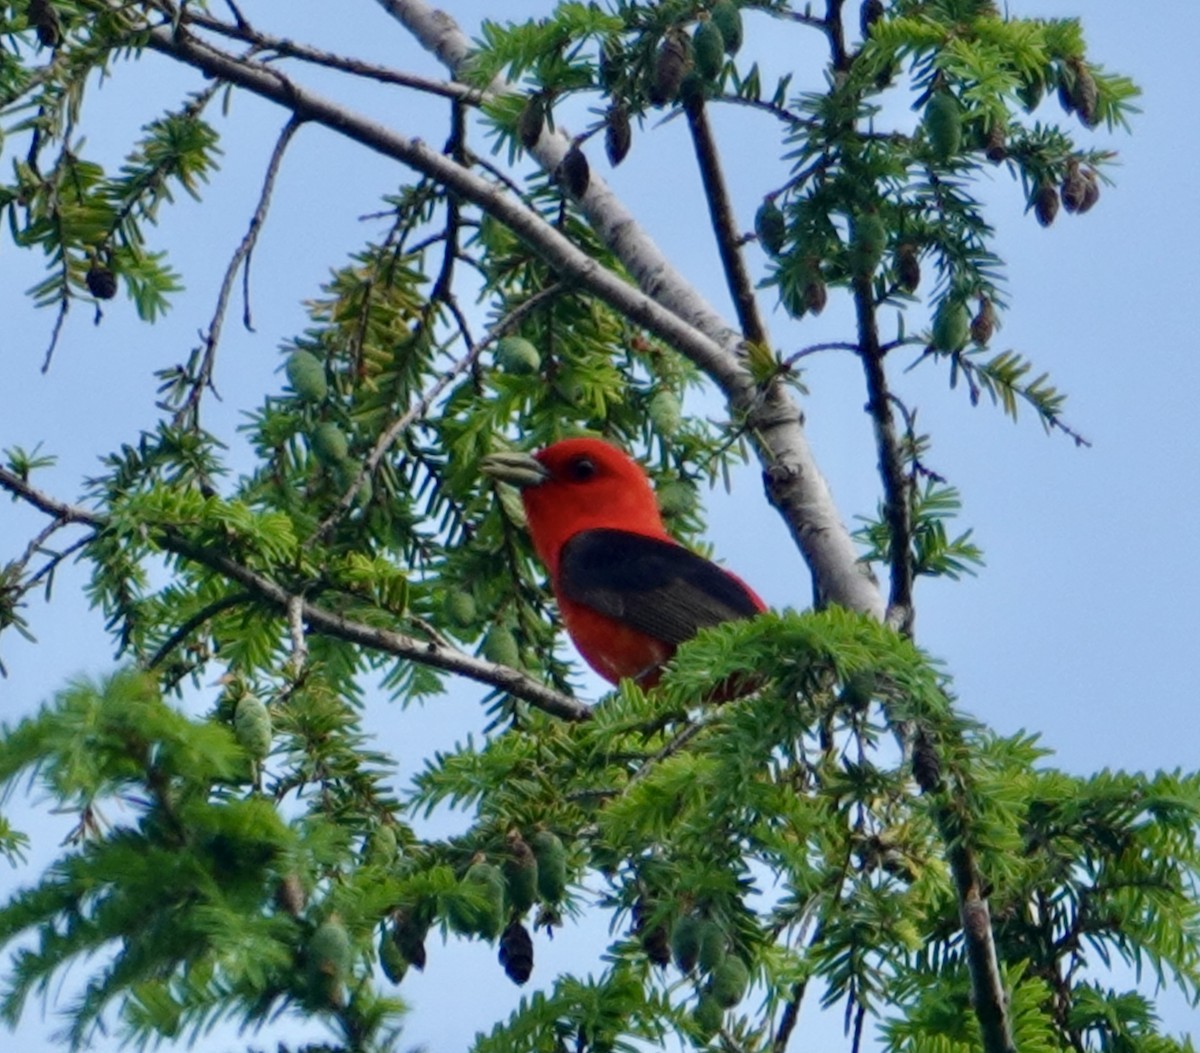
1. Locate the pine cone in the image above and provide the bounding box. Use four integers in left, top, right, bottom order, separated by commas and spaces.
1061, 161, 1088, 213
860, 0, 884, 38
984, 122, 1007, 163
912, 729, 942, 793
28, 0, 62, 47
86, 264, 117, 300
803, 278, 828, 315
558, 144, 590, 197
970, 297, 996, 346
517, 94, 545, 150
896, 242, 920, 293
275, 873, 306, 917
1033, 181, 1059, 227
1078, 168, 1101, 213
650, 31, 690, 107
394, 909, 428, 972
604, 104, 631, 167
1068, 57, 1099, 127
498, 920, 534, 985
633, 896, 670, 967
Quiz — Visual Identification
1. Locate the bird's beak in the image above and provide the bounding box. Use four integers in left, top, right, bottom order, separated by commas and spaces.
480, 450, 550, 489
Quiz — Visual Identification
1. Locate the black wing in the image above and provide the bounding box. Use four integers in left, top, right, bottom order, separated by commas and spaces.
558, 528, 761, 646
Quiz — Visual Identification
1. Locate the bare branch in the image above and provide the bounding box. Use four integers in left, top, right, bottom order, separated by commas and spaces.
782, 341, 860, 367
184, 8, 480, 104
174, 114, 303, 429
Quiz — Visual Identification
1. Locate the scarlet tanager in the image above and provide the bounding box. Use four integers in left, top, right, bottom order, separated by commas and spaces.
481, 438, 766, 686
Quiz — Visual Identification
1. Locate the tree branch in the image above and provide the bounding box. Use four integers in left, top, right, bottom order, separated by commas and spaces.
173, 114, 302, 429
0, 466, 591, 722
824, 0, 850, 72
183, 8, 480, 103
684, 98, 768, 347
143, 26, 741, 385
853, 277, 914, 633
943, 822, 1018, 1053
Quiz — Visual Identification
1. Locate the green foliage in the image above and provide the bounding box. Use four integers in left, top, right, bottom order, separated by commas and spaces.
2, 78, 215, 354
0, 4, 1190, 1053
857, 480, 985, 581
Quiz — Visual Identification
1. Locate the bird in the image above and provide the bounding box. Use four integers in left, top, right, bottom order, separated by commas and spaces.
481, 437, 765, 687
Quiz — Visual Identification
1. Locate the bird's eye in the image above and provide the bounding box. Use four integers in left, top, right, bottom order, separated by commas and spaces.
568, 456, 597, 481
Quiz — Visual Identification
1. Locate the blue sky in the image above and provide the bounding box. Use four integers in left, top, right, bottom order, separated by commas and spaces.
2, 1, 1198, 1049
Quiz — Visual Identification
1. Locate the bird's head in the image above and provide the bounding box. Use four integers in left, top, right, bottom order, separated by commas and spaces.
481, 438, 668, 571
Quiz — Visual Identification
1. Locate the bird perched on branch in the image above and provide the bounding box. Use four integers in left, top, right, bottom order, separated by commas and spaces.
481, 437, 765, 687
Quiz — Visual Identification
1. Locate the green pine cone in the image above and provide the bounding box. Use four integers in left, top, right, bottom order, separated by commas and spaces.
307, 917, 353, 1004
285, 349, 328, 402
931, 299, 971, 352
443, 589, 478, 628
697, 920, 727, 974
755, 201, 786, 256
648, 390, 682, 436
495, 336, 541, 375
311, 422, 349, 466
924, 92, 962, 162
234, 694, 272, 760
379, 925, 408, 984
448, 861, 506, 940
710, 954, 750, 1008
531, 830, 568, 902
671, 913, 702, 973
482, 626, 520, 668
693, 20, 724, 80
710, 0, 743, 55
504, 835, 539, 916
693, 993, 724, 1039
850, 212, 887, 278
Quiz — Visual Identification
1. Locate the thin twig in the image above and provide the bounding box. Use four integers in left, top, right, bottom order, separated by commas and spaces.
627, 721, 704, 787
779, 11, 826, 29
147, 591, 255, 670
173, 114, 303, 430
782, 341, 859, 368
185, 7, 480, 104
39, 240, 72, 373
713, 93, 811, 127
14, 517, 70, 573
22, 535, 91, 595
463, 148, 530, 202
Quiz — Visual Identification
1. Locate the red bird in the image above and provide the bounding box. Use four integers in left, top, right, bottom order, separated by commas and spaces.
481, 438, 766, 686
